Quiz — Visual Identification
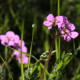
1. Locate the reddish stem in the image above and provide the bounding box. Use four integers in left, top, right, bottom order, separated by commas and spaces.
39, 39, 54, 80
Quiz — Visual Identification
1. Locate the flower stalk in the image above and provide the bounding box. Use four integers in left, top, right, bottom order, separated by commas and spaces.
39, 38, 55, 80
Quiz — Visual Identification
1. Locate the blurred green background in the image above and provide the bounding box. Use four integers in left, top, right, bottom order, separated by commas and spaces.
0, 0, 80, 80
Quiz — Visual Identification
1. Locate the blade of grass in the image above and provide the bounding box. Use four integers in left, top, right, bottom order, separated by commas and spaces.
21, 20, 24, 80
55, 0, 60, 60
27, 12, 37, 74
55, 0, 60, 79
7, 46, 29, 56
73, 40, 77, 55
58, 0, 60, 58
28, 24, 34, 74
7, 46, 38, 62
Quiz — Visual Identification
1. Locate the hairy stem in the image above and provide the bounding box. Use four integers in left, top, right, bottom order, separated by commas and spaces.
39, 39, 54, 80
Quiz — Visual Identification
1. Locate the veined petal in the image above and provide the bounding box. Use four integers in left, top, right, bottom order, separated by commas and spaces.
56, 16, 63, 21
56, 16, 63, 28
60, 30, 64, 34
43, 21, 52, 26
64, 34, 71, 42
63, 16, 69, 24
69, 23, 75, 31
70, 32, 79, 39
47, 14, 54, 21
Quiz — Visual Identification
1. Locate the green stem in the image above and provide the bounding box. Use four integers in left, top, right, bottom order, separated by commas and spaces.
5, 46, 8, 61
21, 20, 24, 80
55, 0, 60, 60
28, 25, 34, 74
58, 0, 60, 59
73, 40, 77, 55
55, 38, 59, 60
4, 45, 8, 80
55, 1, 60, 80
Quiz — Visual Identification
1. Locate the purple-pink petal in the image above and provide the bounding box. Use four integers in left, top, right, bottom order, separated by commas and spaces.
6, 31, 15, 38
8, 41, 15, 46
70, 32, 79, 39
43, 21, 52, 26
0, 35, 8, 45
60, 29, 64, 34
1, 40, 6, 46
69, 23, 75, 31
22, 46, 27, 53
64, 34, 71, 42
48, 26, 52, 29
17, 56, 29, 64
22, 56, 29, 64
14, 50, 20, 56
63, 16, 69, 25
47, 14, 54, 21
56, 16, 63, 28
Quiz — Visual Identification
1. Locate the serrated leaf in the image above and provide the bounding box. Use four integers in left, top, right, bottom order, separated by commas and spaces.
57, 61, 63, 70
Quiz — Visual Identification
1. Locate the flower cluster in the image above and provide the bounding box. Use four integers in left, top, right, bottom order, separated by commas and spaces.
43, 14, 79, 41
0, 31, 29, 64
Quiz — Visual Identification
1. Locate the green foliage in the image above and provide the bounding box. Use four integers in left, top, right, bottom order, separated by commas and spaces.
19, 62, 40, 80
0, 66, 3, 80
49, 52, 72, 79
71, 65, 80, 80
40, 50, 56, 61
19, 52, 73, 80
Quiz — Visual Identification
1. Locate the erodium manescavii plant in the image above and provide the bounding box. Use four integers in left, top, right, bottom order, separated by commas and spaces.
0, 31, 29, 64
39, 14, 79, 80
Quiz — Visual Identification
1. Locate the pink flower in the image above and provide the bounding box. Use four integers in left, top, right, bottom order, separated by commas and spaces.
60, 17, 79, 42
0, 31, 15, 46
43, 14, 63, 29
43, 14, 54, 29
55, 16, 63, 28
0, 31, 29, 64
14, 40, 25, 49
43, 14, 79, 41
13, 35, 20, 43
